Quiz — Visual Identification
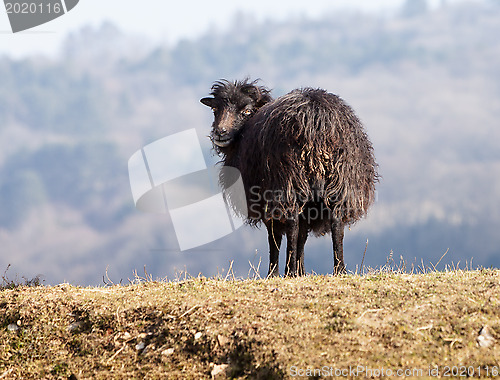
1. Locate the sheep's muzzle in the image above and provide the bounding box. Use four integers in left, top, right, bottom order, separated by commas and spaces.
210, 132, 232, 147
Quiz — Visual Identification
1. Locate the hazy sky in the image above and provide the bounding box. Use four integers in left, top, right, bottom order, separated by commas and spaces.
0, 0, 453, 58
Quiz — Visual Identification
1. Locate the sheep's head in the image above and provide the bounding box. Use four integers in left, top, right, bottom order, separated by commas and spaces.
201, 79, 272, 149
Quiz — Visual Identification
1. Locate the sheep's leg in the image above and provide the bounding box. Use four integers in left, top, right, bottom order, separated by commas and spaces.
285, 218, 299, 277
266, 220, 282, 277
331, 219, 346, 275
296, 217, 308, 276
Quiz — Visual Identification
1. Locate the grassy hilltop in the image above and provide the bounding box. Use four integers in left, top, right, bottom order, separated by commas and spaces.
1, 269, 499, 379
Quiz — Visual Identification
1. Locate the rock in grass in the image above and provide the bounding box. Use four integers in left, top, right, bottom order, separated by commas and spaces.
211, 363, 229, 378
477, 325, 495, 348
162, 348, 174, 356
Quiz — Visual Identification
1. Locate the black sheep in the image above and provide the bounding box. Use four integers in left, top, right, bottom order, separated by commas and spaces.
201, 79, 378, 276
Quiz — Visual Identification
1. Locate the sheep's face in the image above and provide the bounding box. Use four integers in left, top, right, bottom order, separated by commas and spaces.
201, 80, 272, 149
201, 97, 255, 148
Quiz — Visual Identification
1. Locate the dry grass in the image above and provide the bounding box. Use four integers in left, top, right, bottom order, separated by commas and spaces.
1, 268, 500, 379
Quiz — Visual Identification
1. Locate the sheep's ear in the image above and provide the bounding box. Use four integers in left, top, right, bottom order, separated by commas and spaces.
200, 97, 216, 108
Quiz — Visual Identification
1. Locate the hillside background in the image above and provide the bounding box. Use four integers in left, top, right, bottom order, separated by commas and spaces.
1, 0, 499, 285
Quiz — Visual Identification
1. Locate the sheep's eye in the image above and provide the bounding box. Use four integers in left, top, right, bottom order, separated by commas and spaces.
242, 109, 252, 116
211, 107, 217, 113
